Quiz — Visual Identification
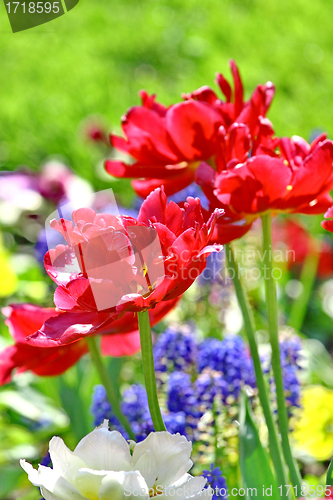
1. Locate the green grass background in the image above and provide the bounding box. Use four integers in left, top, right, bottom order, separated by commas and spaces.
0, 0, 333, 196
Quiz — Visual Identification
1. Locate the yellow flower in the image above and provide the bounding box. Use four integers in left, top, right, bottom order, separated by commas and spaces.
293, 385, 333, 460
0, 236, 17, 297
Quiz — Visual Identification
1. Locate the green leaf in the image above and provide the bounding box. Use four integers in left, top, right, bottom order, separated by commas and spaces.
56, 364, 93, 442
239, 393, 280, 500
0, 465, 40, 499
0, 386, 68, 429
326, 458, 333, 486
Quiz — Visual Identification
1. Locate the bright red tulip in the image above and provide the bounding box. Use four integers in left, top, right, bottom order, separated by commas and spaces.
183, 60, 275, 138
0, 297, 179, 384
0, 304, 87, 385
212, 135, 333, 226
26, 187, 221, 348
105, 61, 275, 198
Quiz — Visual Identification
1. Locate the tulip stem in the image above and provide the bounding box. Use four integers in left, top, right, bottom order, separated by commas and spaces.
137, 309, 166, 432
224, 243, 289, 489
261, 214, 302, 491
86, 336, 135, 440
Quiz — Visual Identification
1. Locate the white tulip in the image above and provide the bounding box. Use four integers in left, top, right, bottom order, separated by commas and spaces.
21, 420, 213, 500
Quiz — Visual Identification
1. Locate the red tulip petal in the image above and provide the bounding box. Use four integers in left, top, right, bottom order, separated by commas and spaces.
137, 187, 167, 225
296, 193, 333, 214
121, 106, 181, 164
182, 86, 219, 105
216, 72, 232, 102
0, 304, 88, 385
195, 161, 216, 188
166, 100, 222, 160
288, 140, 333, 199
164, 201, 184, 236
101, 331, 141, 357
132, 167, 196, 197
0, 342, 87, 385
26, 311, 111, 347
229, 60, 244, 117
54, 286, 83, 312
210, 219, 253, 244
2, 304, 61, 342
247, 156, 292, 203
105, 160, 187, 180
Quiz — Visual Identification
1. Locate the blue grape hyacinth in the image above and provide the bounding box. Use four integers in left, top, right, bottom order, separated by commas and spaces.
280, 335, 302, 409
167, 371, 200, 419
202, 464, 228, 500
263, 335, 302, 413
197, 335, 256, 400
198, 251, 225, 286
90, 385, 121, 429
91, 328, 302, 445
154, 325, 198, 373
91, 382, 191, 440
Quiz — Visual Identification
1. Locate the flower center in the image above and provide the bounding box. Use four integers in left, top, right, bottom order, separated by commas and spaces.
149, 485, 164, 497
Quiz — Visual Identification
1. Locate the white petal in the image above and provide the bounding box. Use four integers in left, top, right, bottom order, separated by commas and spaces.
73, 468, 107, 499
159, 476, 211, 500
99, 470, 149, 500
169, 473, 194, 489
180, 476, 208, 497
174, 474, 207, 494
132, 432, 192, 487
20, 460, 87, 500
194, 485, 213, 500
49, 436, 87, 482
74, 429, 132, 471
40, 487, 62, 500
21, 460, 38, 484
131, 448, 156, 488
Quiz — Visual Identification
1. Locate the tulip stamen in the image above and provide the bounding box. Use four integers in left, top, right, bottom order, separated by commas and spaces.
142, 263, 154, 292
149, 485, 164, 497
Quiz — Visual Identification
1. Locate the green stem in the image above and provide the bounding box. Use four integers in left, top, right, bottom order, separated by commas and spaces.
261, 214, 302, 491
225, 243, 288, 489
86, 336, 135, 440
288, 239, 320, 332
137, 309, 166, 432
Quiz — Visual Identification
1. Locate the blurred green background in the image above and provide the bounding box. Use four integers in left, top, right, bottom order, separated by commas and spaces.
0, 0, 333, 192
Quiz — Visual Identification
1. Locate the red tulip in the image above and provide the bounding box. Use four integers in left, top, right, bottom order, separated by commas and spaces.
26, 187, 222, 348
0, 297, 179, 384
0, 304, 87, 385
183, 60, 275, 138
105, 61, 275, 198
213, 136, 333, 225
